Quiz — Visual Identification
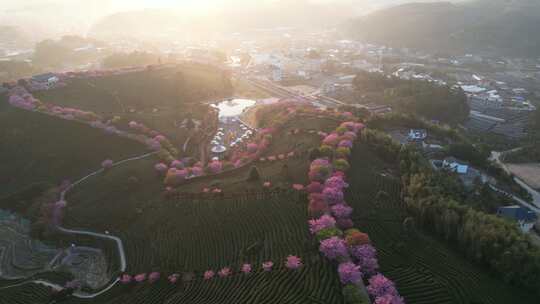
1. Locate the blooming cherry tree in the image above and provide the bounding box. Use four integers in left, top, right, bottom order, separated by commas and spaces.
262, 261, 274, 272
285, 255, 303, 270
374, 294, 406, 304
204, 270, 215, 280
331, 204, 353, 219
168, 274, 179, 284
218, 267, 232, 277
102, 159, 113, 169
367, 274, 399, 298
319, 236, 348, 260
241, 263, 252, 274
323, 187, 344, 205
119, 274, 132, 284
309, 215, 336, 234
134, 273, 146, 283
148, 272, 160, 283
338, 262, 363, 284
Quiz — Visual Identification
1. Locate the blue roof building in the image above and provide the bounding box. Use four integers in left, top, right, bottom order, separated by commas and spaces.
31, 73, 57, 83
497, 205, 537, 233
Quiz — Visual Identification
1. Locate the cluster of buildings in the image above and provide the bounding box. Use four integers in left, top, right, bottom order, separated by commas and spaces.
461, 75, 535, 139
459, 74, 535, 110
392, 65, 447, 86
431, 156, 486, 189
390, 127, 538, 234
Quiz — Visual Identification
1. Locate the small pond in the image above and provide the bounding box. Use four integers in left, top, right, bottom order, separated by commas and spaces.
210, 99, 258, 157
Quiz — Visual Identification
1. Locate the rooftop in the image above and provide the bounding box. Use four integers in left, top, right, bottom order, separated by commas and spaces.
31, 73, 57, 82
497, 205, 537, 223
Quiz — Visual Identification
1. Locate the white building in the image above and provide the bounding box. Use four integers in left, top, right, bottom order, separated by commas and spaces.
443, 158, 469, 174
408, 129, 427, 141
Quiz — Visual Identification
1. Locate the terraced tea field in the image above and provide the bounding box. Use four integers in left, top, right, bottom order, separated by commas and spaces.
346, 143, 538, 304
33, 64, 230, 147
66, 190, 309, 271
0, 283, 53, 304
0, 101, 147, 197
25, 189, 345, 304
58, 260, 343, 304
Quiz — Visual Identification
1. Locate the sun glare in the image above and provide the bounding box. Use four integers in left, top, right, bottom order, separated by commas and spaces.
122, 0, 218, 12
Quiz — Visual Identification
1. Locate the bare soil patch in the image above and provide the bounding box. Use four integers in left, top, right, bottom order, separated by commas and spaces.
506, 163, 540, 190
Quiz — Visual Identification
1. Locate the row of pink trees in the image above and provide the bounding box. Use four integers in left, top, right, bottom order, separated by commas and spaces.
151, 102, 320, 190
118, 255, 303, 285
151, 101, 355, 192
114, 106, 362, 287
6, 86, 175, 154
307, 120, 405, 304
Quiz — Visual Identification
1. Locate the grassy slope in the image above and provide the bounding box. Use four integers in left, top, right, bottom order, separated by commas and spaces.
346, 143, 538, 304
182, 117, 339, 193
59, 188, 346, 304
0, 100, 147, 197
33, 64, 231, 147
50, 117, 345, 303
33, 65, 229, 113
61, 117, 341, 255
0, 284, 52, 304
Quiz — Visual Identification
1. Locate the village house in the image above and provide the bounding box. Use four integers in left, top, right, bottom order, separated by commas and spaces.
408, 129, 427, 141
31, 73, 59, 88
431, 157, 486, 189
442, 157, 469, 174
497, 205, 537, 233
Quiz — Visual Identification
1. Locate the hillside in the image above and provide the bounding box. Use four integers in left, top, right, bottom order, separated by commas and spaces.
0, 64, 232, 197
346, 0, 540, 57
89, 1, 360, 40
88, 10, 195, 41
1, 94, 538, 302
34, 64, 232, 147
352, 70, 470, 124
345, 141, 537, 304
0, 99, 147, 197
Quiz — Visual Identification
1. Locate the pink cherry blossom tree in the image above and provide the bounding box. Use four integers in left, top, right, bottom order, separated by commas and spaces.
241, 263, 252, 274
262, 261, 274, 272
319, 236, 348, 260
285, 255, 303, 270
338, 262, 363, 284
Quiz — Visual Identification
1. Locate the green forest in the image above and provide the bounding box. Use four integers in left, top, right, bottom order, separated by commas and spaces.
353, 71, 469, 124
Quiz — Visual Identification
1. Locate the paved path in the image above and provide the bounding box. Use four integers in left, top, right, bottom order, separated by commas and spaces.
1, 151, 158, 298
489, 184, 540, 213
183, 136, 192, 153
513, 176, 540, 209
0, 280, 63, 291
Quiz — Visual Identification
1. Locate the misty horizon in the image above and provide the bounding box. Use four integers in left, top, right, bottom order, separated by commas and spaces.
0, 0, 456, 39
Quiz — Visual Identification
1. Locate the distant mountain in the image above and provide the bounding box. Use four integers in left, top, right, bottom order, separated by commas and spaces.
0, 26, 31, 47
88, 1, 360, 40
345, 0, 540, 57
88, 10, 193, 41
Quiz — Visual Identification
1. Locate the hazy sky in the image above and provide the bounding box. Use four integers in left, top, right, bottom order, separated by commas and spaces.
0, 0, 367, 12
0, 0, 451, 39
0, 0, 363, 31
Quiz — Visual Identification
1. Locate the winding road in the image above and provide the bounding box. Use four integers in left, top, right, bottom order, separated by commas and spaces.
1, 151, 158, 298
